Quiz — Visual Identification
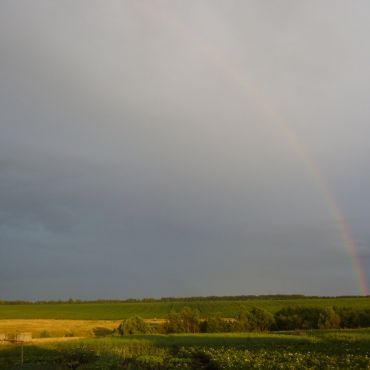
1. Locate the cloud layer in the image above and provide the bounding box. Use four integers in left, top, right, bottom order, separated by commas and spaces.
1, 1, 370, 299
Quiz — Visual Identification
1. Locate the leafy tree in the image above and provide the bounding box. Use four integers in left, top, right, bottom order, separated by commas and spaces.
318, 307, 340, 329
232, 305, 254, 332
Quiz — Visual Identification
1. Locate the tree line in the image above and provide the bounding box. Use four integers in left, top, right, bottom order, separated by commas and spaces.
115, 305, 370, 335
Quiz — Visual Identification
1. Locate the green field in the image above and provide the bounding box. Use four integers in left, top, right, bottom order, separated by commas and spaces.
1, 297, 370, 320
1, 330, 370, 369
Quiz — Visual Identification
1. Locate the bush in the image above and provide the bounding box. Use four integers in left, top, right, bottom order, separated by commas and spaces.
232, 306, 254, 332
232, 306, 275, 332
318, 307, 340, 329
334, 307, 370, 328
275, 307, 313, 330
202, 315, 232, 333
249, 307, 275, 331
116, 316, 153, 335
274, 306, 340, 330
165, 307, 201, 333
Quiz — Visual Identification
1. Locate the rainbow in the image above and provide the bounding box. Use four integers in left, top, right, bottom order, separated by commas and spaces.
280, 123, 369, 296
137, 3, 369, 295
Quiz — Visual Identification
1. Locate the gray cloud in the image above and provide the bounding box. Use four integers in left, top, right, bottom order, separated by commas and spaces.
0, 1, 369, 299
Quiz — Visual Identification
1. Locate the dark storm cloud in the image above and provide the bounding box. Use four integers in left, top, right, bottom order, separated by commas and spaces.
1, 1, 370, 299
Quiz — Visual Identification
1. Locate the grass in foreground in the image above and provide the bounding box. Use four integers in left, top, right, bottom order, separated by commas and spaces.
1, 329, 370, 369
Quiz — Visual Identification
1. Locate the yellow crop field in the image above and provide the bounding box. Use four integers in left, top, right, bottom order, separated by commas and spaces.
0, 319, 120, 339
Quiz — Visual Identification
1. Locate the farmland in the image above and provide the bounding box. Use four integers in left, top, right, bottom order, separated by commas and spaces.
1, 296, 370, 320
1, 330, 370, 369
0, 320, 121, 339
1, 297, 370, 368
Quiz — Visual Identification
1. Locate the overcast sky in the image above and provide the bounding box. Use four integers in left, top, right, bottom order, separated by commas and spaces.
1, 1, 370, 300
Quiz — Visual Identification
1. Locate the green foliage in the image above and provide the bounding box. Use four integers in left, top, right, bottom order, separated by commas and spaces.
202, 315, 232, 333
249, 307, 275, 331
274, 306, 370, 330
163, 305, 370, 334
232, 306, 275, 332
275, 306, 330, 330
318, 307, 341, 329
116, 316, 153, 335
164, 306, 275, 334
233, 305, 254, 332
334, 306, 370, 328
165, 307, 201, 333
